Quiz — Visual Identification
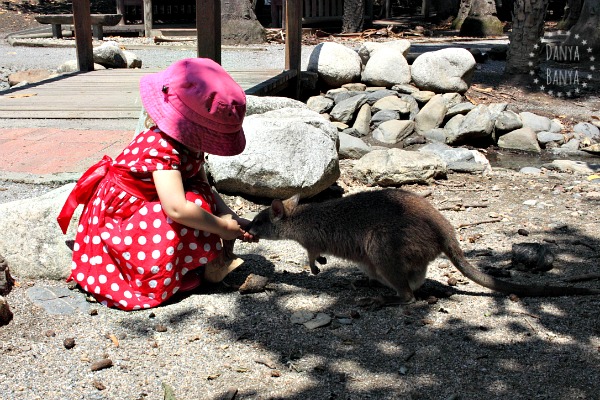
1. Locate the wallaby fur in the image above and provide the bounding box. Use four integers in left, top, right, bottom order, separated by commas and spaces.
248, 189, 599, 304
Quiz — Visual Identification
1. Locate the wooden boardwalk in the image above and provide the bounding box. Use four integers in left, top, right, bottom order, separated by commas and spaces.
0, 68, 296, 120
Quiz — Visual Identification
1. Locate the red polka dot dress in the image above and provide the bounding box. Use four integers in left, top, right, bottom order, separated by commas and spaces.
62, 127, 223, 310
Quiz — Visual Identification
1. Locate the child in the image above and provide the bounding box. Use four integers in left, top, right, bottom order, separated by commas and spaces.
57, 58, 254, 311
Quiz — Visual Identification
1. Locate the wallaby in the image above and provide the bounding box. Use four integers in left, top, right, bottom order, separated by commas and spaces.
248, 189, 599, 304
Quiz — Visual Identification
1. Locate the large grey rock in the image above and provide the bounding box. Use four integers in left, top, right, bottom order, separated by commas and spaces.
306, 95, 334, 114
419, 143, 491, 174
207, 108, 340, 199
93, 41, 127, 68
352, 103, 372, 137
371, 96, 411, 114
519, 112, 552, 132
307, 42, 362, 87
0, 184, 77, 280
495, 110, 523, 132
446, 102, 475, 118
371, 109, 401, 128
544, 160, 597, 174
361, 49, 411, 87
398, 94, 420, 120
498, 127, 542, 153
573, 122, 600, 142
338, 132, 371, 159
447, 104, 494, 144
537, 132, 565, 145
411, 48, 476, 93
364, 89, 401, 105
442, 93, 464, 109
330, 94, 368, 123
357, 40, 411, 65
354, 148, 447, 186
414, 94, 447, 135
57, 60, 106, 73
122, 50, 142, 68
246, 95, 308, 116
372, 120, 414, 144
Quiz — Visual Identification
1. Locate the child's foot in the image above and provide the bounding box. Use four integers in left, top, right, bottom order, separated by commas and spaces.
204, 257, 244, 283
180, 270, 202, 292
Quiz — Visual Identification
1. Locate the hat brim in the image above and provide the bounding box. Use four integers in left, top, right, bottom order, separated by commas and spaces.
139, 72, 246, 157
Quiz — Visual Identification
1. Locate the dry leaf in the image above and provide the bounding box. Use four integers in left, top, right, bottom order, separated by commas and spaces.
6, 93, 37, 99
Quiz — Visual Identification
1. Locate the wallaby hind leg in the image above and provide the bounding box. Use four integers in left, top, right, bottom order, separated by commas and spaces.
357, 261, 417, 306
307, 251, 321, 275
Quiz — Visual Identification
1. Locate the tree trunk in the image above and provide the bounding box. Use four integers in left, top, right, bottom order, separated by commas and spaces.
562, 0, 600, 53
221, 0, 266, 44
459, 0, 504, 36
505, 0, 549, 74
452, 0, 472, 30
342, 0, 364, 33
557, 0, 583, 30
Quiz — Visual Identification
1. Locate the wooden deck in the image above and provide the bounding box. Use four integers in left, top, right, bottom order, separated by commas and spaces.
0, 68, 296, 119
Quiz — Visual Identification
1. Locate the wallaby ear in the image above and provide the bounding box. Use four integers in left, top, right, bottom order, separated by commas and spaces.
271, 199, 285, 221
283, 194, 300, 215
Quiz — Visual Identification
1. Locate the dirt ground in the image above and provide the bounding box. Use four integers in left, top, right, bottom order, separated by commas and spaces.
1, 2, 600, 400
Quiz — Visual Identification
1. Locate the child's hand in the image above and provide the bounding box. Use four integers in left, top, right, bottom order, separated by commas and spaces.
220, 217, 244, 240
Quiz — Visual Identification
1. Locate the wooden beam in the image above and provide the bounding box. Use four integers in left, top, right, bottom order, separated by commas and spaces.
72, 0, 94, 72
116, 0, 125, 25
196, 0, 221, 63
143, 0, 153, 37
285, 0, 302, 98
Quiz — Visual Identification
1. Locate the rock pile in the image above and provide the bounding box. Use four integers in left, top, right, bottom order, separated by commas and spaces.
304, 41, 600, 176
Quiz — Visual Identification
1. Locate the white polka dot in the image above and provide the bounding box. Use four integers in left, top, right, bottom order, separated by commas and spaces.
92, 236, 101, 245
123, 252, 131, 260
126, 223, 134, 231
200, 257, 208, 264
124, 236, 133, 245
149, 149, 159, 157
132, 147, 139, 155
80, 254, 89, 263
147, 135, 156, 143
184, 256, 193, 263
148, 293, 155, 299
153, 219, 161, 229
107, 206, 115, 213
92, 216, 99, 225
140, 221, 148, 229
203, 231, 211, 237
149, 280, 157, 288
106, 264, 116, 273
124, 291, 133, 299
166, 247, 175, 256
168, 230, 177, 240
73, 243, 80, 251
194, 199, 203, 206
177, 243, 184, 251
77, 224, 84, 233
164, 278, 172, 286
111, 283, 119, 291
172, 286, 180, 294
133, 305, 141, 310
138, 251, 146, 261
161, 292, 168, 300
94, 256, 103, 264
193, 230, 200, 238
204, 243, 211, 252
153, 204, 162, 213
139, 206, 148, 215
83, 235, 90, 244
71, 261, 77, 270
118, 191, 126, 199
152, 250, 160, 259
137, 267, 144, 274
101, 232, 110, 240
151, 266, 160, 274
153, 234, 162, 244
138, 236, 147, 245
119, 300, 128, 308
124, 148, 130, 154
189, 243, 198, 250
112, 236, 122, 245
215, 242, 222, 251
156, 163, 164, 170
99, 275, 107, 284
166, 263, 173, 271
135, 279, 142, 287
125, 262, 133, 270
166, 217, 173, 224
76, 273, 84, 281
87, 276, 95, 285
129, 196, 137, 203
94, 286, 101, 294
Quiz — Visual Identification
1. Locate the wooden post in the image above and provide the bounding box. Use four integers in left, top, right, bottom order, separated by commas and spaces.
143, 0, 153, 37
72, 0, 94, 72
196, 0, 221, 63
116, 0, 125, 25
285, 0, 302, 98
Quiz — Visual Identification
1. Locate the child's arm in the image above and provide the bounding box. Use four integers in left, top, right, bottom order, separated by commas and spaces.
153, 170, 243, 240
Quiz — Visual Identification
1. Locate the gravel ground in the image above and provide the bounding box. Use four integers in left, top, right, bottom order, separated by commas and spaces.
1, 33, 600, 400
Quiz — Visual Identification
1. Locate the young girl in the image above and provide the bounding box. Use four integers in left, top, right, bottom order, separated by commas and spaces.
57, 58, 254, 311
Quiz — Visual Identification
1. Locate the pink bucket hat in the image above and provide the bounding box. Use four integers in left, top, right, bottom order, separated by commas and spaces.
139, 58, 246, 156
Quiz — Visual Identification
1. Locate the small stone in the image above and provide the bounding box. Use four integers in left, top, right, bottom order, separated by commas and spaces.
45, 330, 56, 337
303, 313, 332, 330
238, 274, 269, 294
426, 296, 438, 304
509, 294, 520, 302
155, 324, 168, 332
517, 229, 530, 236
93, 381, 106, 391
0, 296, 13, 326
291, 310, 315, 324
523, 199, 538, 206
89, 309, 98, 316
398, 366, 408, 375
271, 370, 281, 377
447, 277, 458, 286
90, 358, 113, 371
63, 338, 76, 349
148, 312, 156, 318
350, 310, 361, 319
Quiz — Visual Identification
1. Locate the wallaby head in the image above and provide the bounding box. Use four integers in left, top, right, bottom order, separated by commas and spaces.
247, 195, 300, 240
248, 189, 600, 305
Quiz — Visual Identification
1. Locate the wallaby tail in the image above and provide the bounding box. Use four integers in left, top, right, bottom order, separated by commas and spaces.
444, 240, 600, 297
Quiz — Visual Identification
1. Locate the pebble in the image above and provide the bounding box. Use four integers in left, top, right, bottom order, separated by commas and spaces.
290, 310, 315, 324
303, 313, 332, 330
90, 358, 113, 372
63, 338, 76, 349
523, 199, 538, 206
155, 324, 168, 332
